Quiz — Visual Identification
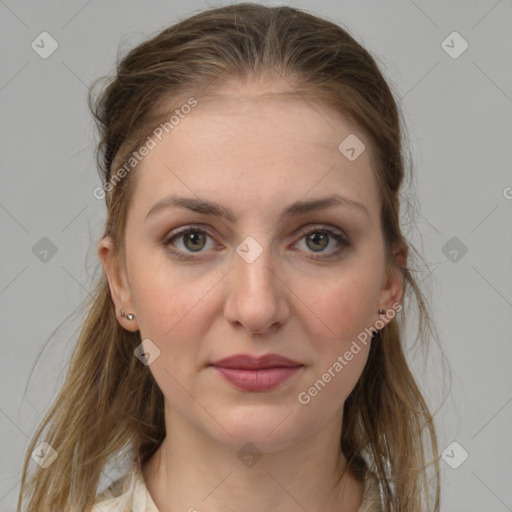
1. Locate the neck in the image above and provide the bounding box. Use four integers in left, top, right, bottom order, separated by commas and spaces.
142, 406, 364, 512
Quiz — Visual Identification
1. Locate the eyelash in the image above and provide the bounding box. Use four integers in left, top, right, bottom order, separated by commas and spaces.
161, 224, 350, 261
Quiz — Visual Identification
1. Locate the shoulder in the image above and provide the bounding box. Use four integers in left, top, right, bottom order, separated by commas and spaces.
91, 461, 141, 512
92, 460, 379, 512
92, 460, 160, 512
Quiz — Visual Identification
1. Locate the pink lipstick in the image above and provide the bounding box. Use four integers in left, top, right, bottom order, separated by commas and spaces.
210, 353, 303, 392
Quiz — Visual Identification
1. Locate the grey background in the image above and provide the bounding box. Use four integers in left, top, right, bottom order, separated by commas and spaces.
1, 0, 511, 511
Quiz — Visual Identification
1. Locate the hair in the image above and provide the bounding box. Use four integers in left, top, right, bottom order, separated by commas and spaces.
18, 3, 446, 511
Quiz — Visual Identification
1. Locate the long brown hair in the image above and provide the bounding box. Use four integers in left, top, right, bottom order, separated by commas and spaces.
18, 4, 447, 511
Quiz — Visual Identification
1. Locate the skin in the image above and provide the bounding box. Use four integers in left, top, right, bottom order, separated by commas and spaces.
98, 77, 406, 512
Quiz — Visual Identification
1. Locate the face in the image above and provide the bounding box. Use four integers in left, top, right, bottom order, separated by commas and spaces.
99, 79, 405, 453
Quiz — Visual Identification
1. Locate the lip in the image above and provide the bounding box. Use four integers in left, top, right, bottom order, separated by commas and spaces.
209, 353, 304, 392
210, 353, 302, 369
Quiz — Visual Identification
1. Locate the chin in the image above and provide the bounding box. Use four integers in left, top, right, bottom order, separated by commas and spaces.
218, 429, 299, 455
206, 404, 315, 454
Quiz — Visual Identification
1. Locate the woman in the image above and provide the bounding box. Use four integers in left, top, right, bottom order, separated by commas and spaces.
18, 3, 441, 511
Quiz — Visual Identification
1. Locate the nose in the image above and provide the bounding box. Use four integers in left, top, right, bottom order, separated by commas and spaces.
223, 241, 289, 335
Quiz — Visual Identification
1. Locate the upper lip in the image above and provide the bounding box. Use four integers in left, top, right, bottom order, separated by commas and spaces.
210, 353, 302, 369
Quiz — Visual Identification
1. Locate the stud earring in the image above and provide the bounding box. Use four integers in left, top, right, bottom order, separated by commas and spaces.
121, 310, 135, 321
372, 308, 387, 338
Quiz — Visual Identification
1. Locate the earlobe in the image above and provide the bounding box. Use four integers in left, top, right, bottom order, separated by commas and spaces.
97, 236, 139, 332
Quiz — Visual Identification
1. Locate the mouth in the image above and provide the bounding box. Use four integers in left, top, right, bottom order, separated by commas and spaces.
209, 353, 304, 392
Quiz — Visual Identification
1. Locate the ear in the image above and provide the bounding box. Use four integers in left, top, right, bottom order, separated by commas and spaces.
376, 241, 407, 323
97, 236, 139, 332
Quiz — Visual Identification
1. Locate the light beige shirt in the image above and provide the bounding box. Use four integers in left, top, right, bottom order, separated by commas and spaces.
92, 461, 382, 512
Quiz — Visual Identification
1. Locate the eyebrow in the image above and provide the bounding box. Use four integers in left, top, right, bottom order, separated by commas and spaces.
144, 193, 370, 223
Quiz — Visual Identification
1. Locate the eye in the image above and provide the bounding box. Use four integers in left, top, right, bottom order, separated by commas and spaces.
162, 224, 349, 260
293, 226, 349, 260
162, 225, 218, 259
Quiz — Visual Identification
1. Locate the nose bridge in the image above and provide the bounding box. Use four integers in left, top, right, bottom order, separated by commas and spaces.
224, 234, 287, 333
237, 238, 275, 291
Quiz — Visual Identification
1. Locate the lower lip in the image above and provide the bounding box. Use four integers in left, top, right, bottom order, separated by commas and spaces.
212, 366, 303, 392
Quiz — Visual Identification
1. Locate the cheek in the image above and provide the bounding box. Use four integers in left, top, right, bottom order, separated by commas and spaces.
290, 269, 378, 403
295, 280, 373, 413
126, 249, 225, 378
127, 245, 207, 337
129, 266, 214, 407
134, 280, 208, 354
293, 269, 380, 346
296, 343, 370, 428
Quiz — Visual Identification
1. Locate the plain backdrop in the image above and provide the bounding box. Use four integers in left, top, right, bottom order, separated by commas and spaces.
1, 1, 511, 511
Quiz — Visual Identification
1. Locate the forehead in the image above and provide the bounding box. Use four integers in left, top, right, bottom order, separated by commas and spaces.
128, 80, 380, 223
